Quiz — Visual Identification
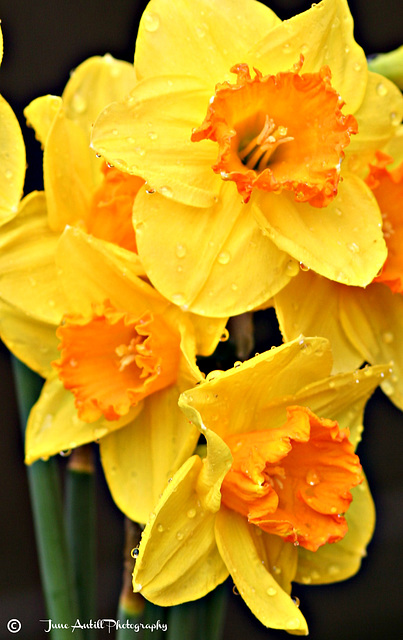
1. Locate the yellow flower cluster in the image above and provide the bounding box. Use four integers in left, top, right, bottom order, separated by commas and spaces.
0, 0, 402, 634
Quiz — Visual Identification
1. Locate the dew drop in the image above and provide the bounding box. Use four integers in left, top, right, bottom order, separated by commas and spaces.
148, 131, 158, 140
300, 44, 309, 54
353, 62, 361, 72
282, 43, 291, 53
5, 169, 13, 180
217, 250, 231, 265
131, 547, 140, 558
286, 260, 300, 277
72, 93, 87, 114
220, 328, 229, 342
143, 12, 160, 32
176, 531, 184, 541
157, 524, 164, 532
292, 596, 301, 608
272, 565, 282, 575
328, 564, 340, 576
306, 469, 320, 486
160, 185, 173, 198
59, 449, 72, 457
376, 82, 388, 97
299, 262, 310, 272
382, 331, 394, 344
175, 244, 187, 258
187, 508, 197, 518
347, 242, 360, 253
390, 111, 400, 126
172, 293, 186, 306
266, 587, 277, 596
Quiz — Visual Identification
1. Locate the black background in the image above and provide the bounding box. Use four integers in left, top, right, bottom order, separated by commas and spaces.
0, 1, 402, 639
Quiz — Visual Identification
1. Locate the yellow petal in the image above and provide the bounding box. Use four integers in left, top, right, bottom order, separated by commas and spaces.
253, 173, 387, 287
368, 45, 403, 90
274, 271, 363, 373
55, 226, 166, 317
179, 337, 333, 441
24, 95, 62, 147
295, 475, 375, 584
248, 0, 367, 114
215, 508, 307, 634
340, 283, 403, 410
62, 55, 136, 136
135, 0, 280, 84
188, 313, 228, 357
346, 71, 403, 176
44, 111, 94, 230
91, 75, 220, 208
0, 299, 59, 378
132, 456, 228, 604
0, 192, 65, 323
0, 95, 25, 224
134, 184, 292, 317
289, 364, 390, 449
25, 374, 141, 464
100, 379, 200, 524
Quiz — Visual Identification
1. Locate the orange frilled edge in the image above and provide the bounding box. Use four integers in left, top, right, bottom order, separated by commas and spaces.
220, 405, 362, 552
191, 57, 358, 206
53, 300, 181, 422
85, 163, 144, 252
367, 151, 403, 293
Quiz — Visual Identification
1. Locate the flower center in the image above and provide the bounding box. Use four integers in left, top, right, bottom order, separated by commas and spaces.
192, 57, 358, 206
53, 300, 180, 422
220, 405, 362, 551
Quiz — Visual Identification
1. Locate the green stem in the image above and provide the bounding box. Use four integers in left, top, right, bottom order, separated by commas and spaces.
65, 445, 97, 638
167, 601, 199, 640
143, 601, 167, 640
197, 582, 228, 640
12, 357, 83, 640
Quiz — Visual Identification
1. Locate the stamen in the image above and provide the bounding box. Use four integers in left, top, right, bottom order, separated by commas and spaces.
238, 115, 294, 171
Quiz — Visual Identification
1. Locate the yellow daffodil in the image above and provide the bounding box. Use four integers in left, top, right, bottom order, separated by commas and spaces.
0, 26, 26, 224
91, 0, 403, 317
13, 224, 224, 523
131, 338, 387, 633
274, 128, 403, 410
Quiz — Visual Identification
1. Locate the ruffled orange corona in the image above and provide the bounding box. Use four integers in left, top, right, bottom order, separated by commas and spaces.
366, 152, 403, 293
86, 163, 144, 252
191, 58, 358, 205
221, 405, 362, 552
53, 300, 180, 422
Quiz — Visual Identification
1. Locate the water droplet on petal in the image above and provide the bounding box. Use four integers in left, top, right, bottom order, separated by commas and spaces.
143, 12, 160, 32
286, 618, 301, 630
292, 596, 301, 608
72, 93, 87, 114
131, 547, 140, 558
187, 508, 197, 518
157, 524, 164, 532
220, 328, 229, 342
390, 111, 400, 126
160, 185, 173, 198
382, 331, 394, 344
353, 62, 361, 72
176, 531, 184, 541
328, 564, 340, 576
376, 82, 388, 96
175, 244, 187, 258
267, 587, 277, 596
172, 293, 186, 306
306, 469, 321, 486
286, 260, 300, 276
59, 449, 72, 457
299, 262, 310, 272
347, 242, 360, 253
217, 251, 231, 265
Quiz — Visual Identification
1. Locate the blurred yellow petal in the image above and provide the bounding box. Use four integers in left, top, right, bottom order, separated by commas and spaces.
368, 45, 403, 90
25, 374, 141, 464
62, 55, 136, 135
135, 0, 280, 84
179, 337, 334, 441
248, 0, 367, 114
346, 72, 403, 176
134, 183, 292, 316
92, 75, 220, 208
24, 95, 62, 147
0, 25, 3, 64
0, 191, 65, 322
215, 508, 307, 635
100, 379, 200, 524
0, 299, 59, 378
132, 456, 228, 604
340, 283, 403, 409
253, 173, 386, 287
295, 476, 375, 585
274, 271, 363, 373
0, 95, 26, 224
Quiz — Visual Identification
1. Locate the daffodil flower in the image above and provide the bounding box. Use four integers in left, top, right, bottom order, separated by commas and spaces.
0, 27, 26, 225
91, 0, 403, 317
274, 129, 403, 410
130, 338, 387, 633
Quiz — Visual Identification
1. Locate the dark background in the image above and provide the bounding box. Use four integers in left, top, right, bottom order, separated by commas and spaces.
0, 1, 402, 638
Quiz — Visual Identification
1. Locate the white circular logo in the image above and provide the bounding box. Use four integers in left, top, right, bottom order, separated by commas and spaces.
7, 620, 21, 634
